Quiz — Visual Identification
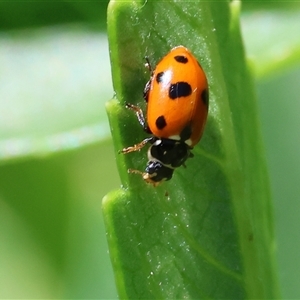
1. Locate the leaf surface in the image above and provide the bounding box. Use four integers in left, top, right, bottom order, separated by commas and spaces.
103, 1, 280, 299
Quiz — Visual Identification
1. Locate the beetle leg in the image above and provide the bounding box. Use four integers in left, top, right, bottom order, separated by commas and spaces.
125, 103, 151, 133
120, 137, 154, 154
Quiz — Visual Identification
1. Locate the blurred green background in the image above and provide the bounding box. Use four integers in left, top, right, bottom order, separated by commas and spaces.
0, 1, 299, 298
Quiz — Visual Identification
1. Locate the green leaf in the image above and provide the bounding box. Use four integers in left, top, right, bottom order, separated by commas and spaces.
0, 26, 113, 162
0, 2, 108, 30
103, 1, 280, 299
241, 10, 300, 79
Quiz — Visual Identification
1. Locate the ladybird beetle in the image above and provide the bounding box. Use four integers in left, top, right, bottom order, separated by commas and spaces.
121, 45, 209, 186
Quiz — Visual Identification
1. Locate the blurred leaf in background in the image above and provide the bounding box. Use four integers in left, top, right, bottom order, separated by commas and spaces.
241, 2, 300, 299
0, 0, 300, 299
0, 1, 118, 298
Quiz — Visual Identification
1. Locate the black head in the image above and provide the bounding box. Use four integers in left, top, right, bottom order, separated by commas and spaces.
144, 160, 174, 183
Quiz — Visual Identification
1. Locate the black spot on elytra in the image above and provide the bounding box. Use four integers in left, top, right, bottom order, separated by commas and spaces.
201, 88, 209, 107
169, 82, 192, 99
180, 124, 192, 141
156, 72, 164, 83
174, 55, 188, 64
156, 115, 167, 130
